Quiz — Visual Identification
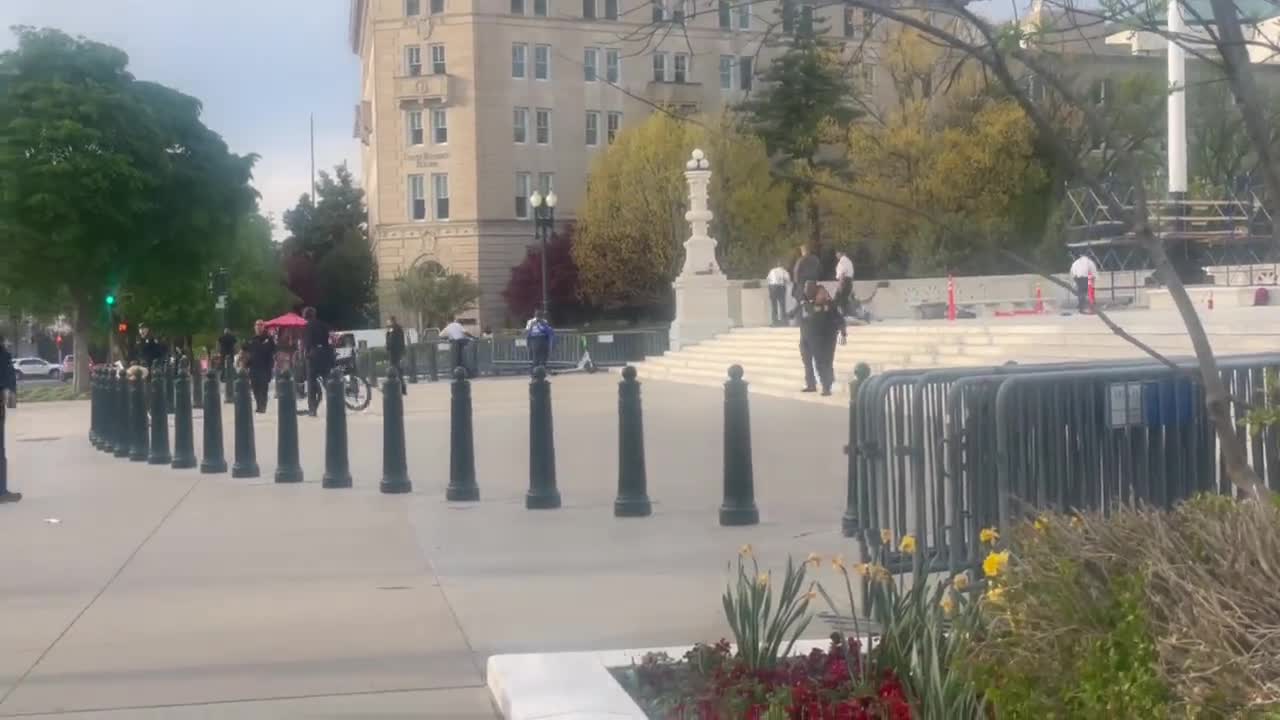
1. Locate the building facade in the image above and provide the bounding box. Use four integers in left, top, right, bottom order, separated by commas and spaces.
348, 0, 881, 328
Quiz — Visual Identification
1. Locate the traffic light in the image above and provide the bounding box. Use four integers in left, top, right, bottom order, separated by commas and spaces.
105, 293, 116, 307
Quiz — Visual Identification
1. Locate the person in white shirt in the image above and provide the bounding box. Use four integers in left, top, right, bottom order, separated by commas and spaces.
1070, 254, 1098, 313
439, 319, 475, 375
834, 251, 855, 316
765, 261, 790, 326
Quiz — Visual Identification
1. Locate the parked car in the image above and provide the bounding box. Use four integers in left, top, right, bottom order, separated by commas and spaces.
12, 357, 62, 380
62, 355, 76, 379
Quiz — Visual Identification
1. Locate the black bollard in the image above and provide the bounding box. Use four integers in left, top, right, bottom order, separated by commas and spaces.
720, 364, 759, 526
128, 367, 150, 462
147, 363, 172, 465
322, 368, 353, 488
231, 368, 260, 478
447, 366, 479, 501
171, 358, 197, 469
407, 344, 419, 384
274, 369, 304, 483
113, 369, 131, 459
379, 368, 412, 494
841, 363, 872, 538
167, 359, 177, 414
223, 362, 234, 405
89, 368, 100, 448
526, 365, 561, 509
614, 366, 652, 517
200, 371, 228, 474
427, 340, 439, 382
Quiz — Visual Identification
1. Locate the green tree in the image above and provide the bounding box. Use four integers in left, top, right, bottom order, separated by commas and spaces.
574, 112, 788, 309
0, 27, 257, 389
738, 7, 861, 251
281, 164, 377, 328
394, 262, 481, 333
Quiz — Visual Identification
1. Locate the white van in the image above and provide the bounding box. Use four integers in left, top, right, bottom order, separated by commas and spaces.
333, 328, 421, 363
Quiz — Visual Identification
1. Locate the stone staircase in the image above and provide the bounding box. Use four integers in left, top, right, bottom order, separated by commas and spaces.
638, 312, 1280, 404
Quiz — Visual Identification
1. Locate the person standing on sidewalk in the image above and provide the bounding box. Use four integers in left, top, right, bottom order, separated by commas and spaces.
386, 316, 407, 395
834, 250, 855, 317
302, 307, 333, 416
0, 333, 19, 503
245, 320, 276, 413
526, 309, 555, 373
766, 261, 790, 326
805, 285, 847, 396
1070, 253, 1098, 313
439, 318, 475, 376
791, 245, 820, 322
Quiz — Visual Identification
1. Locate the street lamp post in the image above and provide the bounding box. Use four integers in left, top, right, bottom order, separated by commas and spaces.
529, 190, 557, 316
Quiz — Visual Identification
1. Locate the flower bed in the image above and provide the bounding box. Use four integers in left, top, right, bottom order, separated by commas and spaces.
612, 637, 912, 720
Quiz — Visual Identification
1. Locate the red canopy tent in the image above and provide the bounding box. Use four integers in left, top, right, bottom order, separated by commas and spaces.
264, 312, 307, 329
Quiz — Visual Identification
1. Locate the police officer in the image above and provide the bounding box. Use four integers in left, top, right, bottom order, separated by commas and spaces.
0, 333, 20, 503
804, 285, 846, 396
386, 315, 407, 395
302, 307, 333, 416
137, 324, 167, 371
245, 320, 276, 413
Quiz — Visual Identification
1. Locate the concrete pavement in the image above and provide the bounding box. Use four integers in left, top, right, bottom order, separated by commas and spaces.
0, 372, 854, 717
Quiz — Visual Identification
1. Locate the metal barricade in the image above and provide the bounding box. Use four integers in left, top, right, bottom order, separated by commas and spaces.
488, 329, 668, 372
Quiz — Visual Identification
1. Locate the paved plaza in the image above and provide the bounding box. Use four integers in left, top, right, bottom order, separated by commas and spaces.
0, 372, 853, 718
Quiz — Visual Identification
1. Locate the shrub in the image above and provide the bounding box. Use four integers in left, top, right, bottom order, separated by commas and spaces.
966, 499, 1280, 718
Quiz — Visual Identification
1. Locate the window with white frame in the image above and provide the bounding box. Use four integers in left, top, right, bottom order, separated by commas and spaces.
534, 0, 548, 15
431, 108, 448, 144
604, 0, 618, 19
672, 0, 686, 23
718, 0, 730, 28
430, 44, 446, 74
534, 44, 550, 80
405, 46, 422, 76
538, 172, 554, 195
409, 174, 427, 220
652, 51, 667, 82
407, 110, 425, 145
607, 111, 621, 143
512, 44, 527, 78
739, 55, 753, 90
535, 108, 551, 144
511, 0, 525, 13
719, 55, 734, 90
515, 172, 532, 218
583, 0, 596, 19
433, 174, 450, 220
585, 111, 600, 145
406, 0, 421, 16
737, 0, 750, 28
605, 49, 620, 83
652, 0, 666, 22
673, 53, 689, 83
584, 48, 599, 81
514, 107, 529, 142
430, 0, 444, 14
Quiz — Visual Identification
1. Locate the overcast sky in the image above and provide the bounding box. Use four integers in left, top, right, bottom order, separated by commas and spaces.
0, 0, 362, 239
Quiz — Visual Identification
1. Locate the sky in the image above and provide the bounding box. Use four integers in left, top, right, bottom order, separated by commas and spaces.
0, 0, 362, 239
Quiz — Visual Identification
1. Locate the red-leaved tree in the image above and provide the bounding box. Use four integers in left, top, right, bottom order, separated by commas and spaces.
502, 227, 589, 325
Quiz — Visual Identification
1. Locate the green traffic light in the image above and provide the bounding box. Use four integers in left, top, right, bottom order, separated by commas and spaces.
105, 294, 115, 306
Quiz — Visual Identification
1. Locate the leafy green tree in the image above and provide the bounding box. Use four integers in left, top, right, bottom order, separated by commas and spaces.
281, 164, 377, 328
394, 262, 481, 333
0, 27, 257, 388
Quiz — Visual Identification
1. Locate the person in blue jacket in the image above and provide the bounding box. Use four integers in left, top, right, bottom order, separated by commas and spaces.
526, 309, 555, 374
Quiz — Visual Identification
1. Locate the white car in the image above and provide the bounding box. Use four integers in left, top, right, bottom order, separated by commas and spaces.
12, 357, 62, 380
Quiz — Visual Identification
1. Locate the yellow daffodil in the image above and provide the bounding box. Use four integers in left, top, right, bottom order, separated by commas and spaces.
805, 552, 822, 567
983, 550, 1010, 578
1033, 516, 1048, 532
984, 586, 1006, 604
940, 594, 956, 617
756, 572, 770, 588
739, 544, 753, 557
1070, 515, 1084, 529
831, 554, 846, 573
870, 564, 892, 584
880, 528, 893, 545
898, 534, 917, 554
953, 571, 971, 592
979, 528, 999, 545
853, 562, 871, 577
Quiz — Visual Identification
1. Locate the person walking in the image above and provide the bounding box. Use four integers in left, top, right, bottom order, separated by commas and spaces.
439, 318, 474, 376
804, 286, 847, 396
0, 333, 19, 503
766, 261, 790, 326
834, 250, 855, 317
245, 320, 276, 413
1070, 253, 1098, 313
526, 309, 555, 373
791, 245, 821, 325
797, 284, 820, 393
302, 307, 333, 416
386, 316, 407, 395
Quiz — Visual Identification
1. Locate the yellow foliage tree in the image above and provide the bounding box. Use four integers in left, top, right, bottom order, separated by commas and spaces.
574, 111, 789, 308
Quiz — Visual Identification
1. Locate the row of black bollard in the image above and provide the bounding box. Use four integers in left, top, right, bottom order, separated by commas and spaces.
147, 363, 171, 466
172, 360, 198, 469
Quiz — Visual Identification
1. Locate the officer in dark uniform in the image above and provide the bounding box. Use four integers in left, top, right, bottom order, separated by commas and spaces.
385, 316, 407, 395
803, 285, 846, 396
0, 333, 20, 503
245, 320, 276, 413
302, 307, 333, 416
137, 324, 167, 371
791, 245, 821, 323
